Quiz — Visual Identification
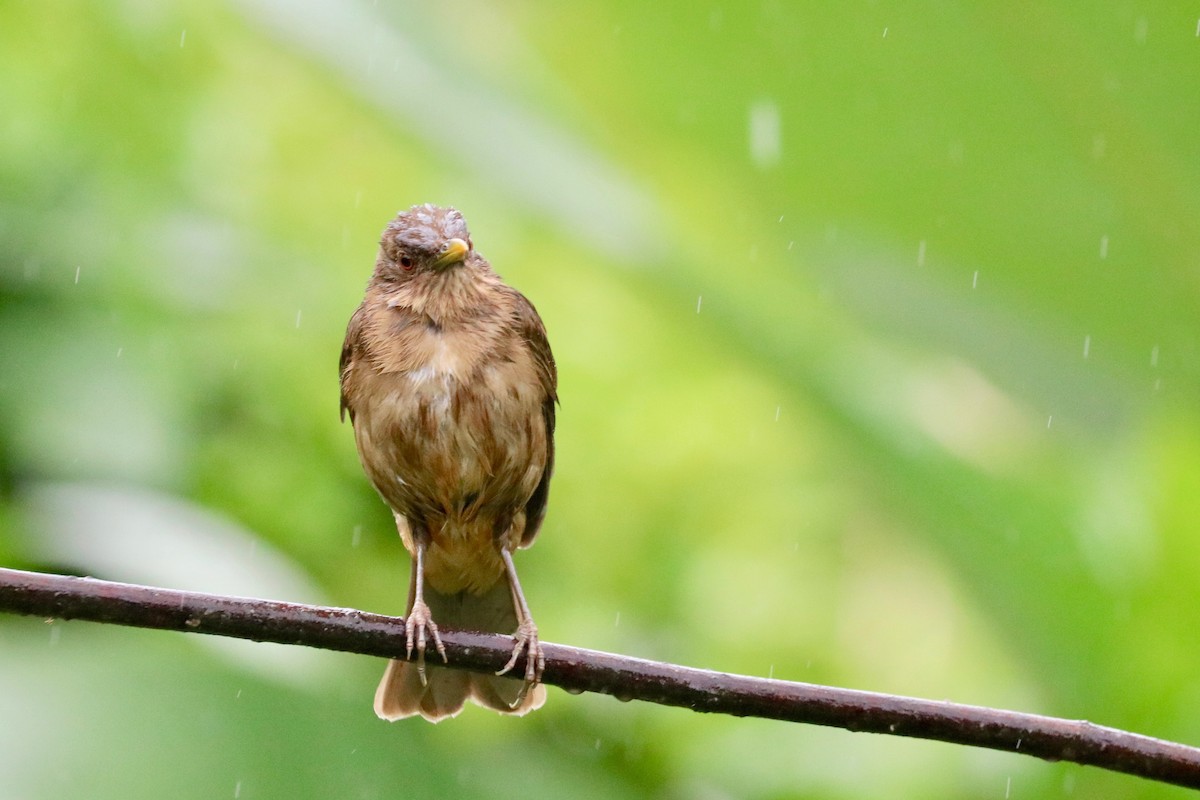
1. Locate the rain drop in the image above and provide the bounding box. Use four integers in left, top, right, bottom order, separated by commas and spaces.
351, 524, 362, 547
748, 100, 781, 169
1099, 235, 1108, 259
972, 270, 979, 289
1046, 415, 1053, 429
295, 309, 303, 328
696, 295, 702, 313
917, 239, 926, 267
774, 405, 781, 422
882, 26, 889, 38
1083, 335, 1091, 359
614, 611, 621, 627
1005, 776, 1012, 799
234, 781, 242, 798
179, 29, 187, 47
74, 266, 81, 284
1150, 345, 1159, 367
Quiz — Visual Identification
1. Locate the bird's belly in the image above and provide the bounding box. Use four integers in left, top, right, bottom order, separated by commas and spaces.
353, 363, 546, 585
424, 521, 506, 594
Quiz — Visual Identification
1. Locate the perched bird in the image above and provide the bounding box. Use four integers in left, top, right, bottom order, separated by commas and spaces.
339, 204, 556, 722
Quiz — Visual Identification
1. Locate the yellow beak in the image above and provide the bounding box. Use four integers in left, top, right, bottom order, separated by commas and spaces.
431, 238, 470, 270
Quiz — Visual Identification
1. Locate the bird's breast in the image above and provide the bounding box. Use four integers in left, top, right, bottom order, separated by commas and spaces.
352, 324, 548, 544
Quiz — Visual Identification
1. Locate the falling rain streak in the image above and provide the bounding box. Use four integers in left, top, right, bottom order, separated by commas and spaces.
748, 100, 781, 169
696, 295, 702, 313
1134, 16, 1148, 44
180, 29, 187, 47
917, 240, 926, 267
1083, 335, 1091, 359
1099, 235, 1109, 259
1151, 345, 1159, 367
972, 270, 979, 289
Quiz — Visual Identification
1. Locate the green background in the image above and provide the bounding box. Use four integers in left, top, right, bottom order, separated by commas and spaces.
2, 2, 1199, 797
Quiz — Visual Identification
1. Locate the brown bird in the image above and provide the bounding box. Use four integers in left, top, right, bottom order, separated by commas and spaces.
339, 204, 556, 722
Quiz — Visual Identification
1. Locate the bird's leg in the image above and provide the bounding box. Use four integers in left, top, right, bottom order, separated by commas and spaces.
405, 538, 447, 685
496, 547, 545, 700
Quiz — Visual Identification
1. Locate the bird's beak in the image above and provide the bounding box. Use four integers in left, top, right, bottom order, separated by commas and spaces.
431, 238, 470, 270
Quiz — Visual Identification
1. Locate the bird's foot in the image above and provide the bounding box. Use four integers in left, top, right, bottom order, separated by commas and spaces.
405, 598, 447, 686
497, 617, 545, 705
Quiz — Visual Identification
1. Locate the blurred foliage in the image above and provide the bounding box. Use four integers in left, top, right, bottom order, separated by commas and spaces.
2, 1, 1199, 798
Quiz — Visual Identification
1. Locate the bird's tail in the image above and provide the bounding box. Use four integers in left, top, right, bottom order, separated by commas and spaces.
374, 580, 546, 723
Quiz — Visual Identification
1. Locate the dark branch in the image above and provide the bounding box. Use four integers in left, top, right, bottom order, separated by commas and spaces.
2, 567, 1198, 789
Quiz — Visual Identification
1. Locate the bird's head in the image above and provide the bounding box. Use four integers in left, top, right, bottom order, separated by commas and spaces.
376, 204, 475, 282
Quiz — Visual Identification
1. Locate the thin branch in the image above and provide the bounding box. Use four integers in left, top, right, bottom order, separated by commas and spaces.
1, 568, 1198, 789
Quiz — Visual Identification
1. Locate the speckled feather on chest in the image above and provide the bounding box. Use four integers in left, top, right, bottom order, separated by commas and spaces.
353, 303, 548, 536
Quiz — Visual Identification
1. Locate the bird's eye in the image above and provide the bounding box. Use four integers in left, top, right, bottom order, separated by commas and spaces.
399, 255, 414, 271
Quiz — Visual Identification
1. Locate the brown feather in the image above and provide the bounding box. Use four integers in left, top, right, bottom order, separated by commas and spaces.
339, 204, 556, 720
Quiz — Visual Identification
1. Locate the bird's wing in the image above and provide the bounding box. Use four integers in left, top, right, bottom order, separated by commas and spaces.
339, 302, 367, 423
510, 288, 557, 546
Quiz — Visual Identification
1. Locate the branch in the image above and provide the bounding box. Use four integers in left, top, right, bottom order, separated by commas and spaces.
1, 568, 1197, 789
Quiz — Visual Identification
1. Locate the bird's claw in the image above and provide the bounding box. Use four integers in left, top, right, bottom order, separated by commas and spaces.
497, 617, 544, 705
405, 598, 447, 686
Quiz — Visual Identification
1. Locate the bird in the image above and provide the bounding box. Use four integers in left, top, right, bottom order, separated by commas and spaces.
339, 204, 556, 722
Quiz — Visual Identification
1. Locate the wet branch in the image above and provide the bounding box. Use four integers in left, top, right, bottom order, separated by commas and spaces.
2, 566, 1198, 789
